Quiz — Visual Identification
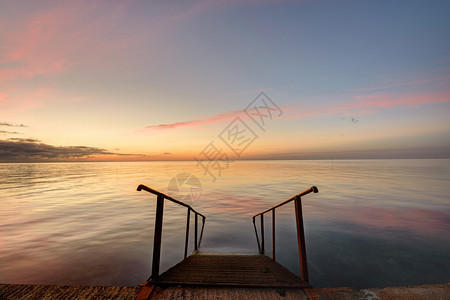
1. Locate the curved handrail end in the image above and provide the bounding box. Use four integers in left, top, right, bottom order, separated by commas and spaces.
312, 186, 318, 193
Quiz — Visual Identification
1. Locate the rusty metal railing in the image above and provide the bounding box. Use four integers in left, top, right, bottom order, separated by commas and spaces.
137, 184, 206, 280
252, 186, 318, 283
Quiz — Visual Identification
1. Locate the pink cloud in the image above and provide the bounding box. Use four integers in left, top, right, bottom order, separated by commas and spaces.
0, 0, 137, 115
141, 110, 243, 131
304, 91, 450, 119
140, 104, 301, 132
278, 90, 450, 122
0, 0, 134, 83
139, 89, 450, 132
351, 74, 450, 92
348, 91, 450, 110
0, 93, 9, 101
0, 7, 70, 80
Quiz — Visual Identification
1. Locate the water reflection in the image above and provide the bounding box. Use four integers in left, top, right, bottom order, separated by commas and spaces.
0, 159, 449, 288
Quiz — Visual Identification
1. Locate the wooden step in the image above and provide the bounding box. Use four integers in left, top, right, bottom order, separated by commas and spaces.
155, 254, 311, 288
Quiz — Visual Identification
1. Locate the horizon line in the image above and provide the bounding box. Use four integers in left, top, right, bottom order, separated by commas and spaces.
1, 156, 449, 164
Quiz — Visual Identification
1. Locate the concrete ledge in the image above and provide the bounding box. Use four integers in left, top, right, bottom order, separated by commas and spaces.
149, 283, 450, 299
0, 284, 141, 300
359, 283, 450, 300
0, 282, 448, 299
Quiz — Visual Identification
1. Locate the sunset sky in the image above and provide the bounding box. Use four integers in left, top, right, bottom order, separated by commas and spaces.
0, 0, 449, 162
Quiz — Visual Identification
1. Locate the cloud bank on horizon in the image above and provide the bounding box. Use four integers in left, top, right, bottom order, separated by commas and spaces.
0, 0, 449, 161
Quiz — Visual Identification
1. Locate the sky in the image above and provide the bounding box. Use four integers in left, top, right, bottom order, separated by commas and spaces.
0, 0, 449, 162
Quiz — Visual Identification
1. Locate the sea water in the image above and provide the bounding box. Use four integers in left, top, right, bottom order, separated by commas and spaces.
1, 159, 449, 288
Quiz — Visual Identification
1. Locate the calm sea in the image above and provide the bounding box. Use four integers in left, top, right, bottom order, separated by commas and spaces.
1, 159, 449, 288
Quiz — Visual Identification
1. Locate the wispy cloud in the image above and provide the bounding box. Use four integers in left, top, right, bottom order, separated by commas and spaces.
141, 109, 243, 131
280, 90, 450, 123
8, 138, 39, 142
0, 0, 133, 82
1, 0, 248, 84
0, 122, 26, 135
0, 0, 136, 116
0, 122, 27, 127
0, 93, 9, 101
351, 74, 450, 92
343, 90, 450, 111
0, 0, 236, 115
0, 0, 294, 83
139, 89, 449, 133
0, 130, 22, 135
140, 102, 302, 132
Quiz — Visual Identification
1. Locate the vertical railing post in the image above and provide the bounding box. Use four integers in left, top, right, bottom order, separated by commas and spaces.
184, 209, 190, 259
194, 213, 198, 250
198, 216, 206, 248
253, 217, 262, 254
272, 209, 276, 260
294, 196, 309, 282
151, 194, 164, 280
260, 214, 265, 254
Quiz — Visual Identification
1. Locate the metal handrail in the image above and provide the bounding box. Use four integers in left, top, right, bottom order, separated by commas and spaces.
253, 186, 318, 217
137, 184, 206, 280
252, 186, 318, 283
